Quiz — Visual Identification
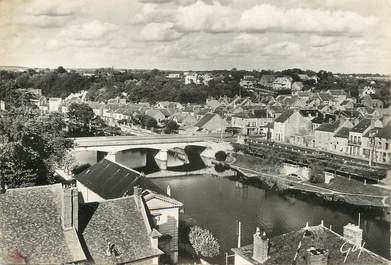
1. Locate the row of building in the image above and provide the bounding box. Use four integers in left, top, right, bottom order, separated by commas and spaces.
5, 85, 390, 164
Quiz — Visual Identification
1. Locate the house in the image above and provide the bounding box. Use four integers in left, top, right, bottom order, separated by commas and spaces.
333, 127, 351, 154
359, 95, 383, 109
75, 159, 183, 263
0, 183, 163, 265
316, 93, 336, 106
0, 100, 5, 111
272, 76, 293, 90
171, 112, 198, 127
206, 98, 223, 111
314, 120, 352, 152
291, 81, 304, 91
184, 72, 201, 85
231, 109, 273, 136
259, 74, 276, 88
232, 222, 389, 265
145, 109, 169, 124
336, 100, 355, 111
297, 73, 310, 81
272, 110, 313, 146
240, 75, 258, 88
327, 89, 347, 102
360, 85, 376, 96
194, 113, 228, 133
167, 73, 180, 78
48, 97, 62, 112
361, 124, 391, 164
335, 110, 363, 126
348, 118, 373, 157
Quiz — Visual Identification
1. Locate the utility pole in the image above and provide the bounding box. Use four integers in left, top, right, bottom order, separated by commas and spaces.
237, 221, 241, 248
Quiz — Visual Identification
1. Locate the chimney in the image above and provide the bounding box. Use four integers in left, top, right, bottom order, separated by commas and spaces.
343, 223, 363, 246
133, 186, 142, 209
252, 227, 269, 263
306, 247, 329, 265
166, 185, 171, 196
61, 183, 79, 231
149, 228, 162, 250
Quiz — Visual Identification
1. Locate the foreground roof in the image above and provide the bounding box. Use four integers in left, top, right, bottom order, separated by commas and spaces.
232, 225, 389, 265
0, 184, 85, 265
79, 196, 163, 264
75, 159, 163, 200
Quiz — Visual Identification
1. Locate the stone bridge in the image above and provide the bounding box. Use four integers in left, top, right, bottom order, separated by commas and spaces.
72, 134, 233, 170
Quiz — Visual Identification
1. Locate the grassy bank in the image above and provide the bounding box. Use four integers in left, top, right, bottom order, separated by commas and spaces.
229, 153, 389, 209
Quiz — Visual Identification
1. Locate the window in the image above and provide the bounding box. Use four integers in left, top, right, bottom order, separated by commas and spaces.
386, 143, 389, 150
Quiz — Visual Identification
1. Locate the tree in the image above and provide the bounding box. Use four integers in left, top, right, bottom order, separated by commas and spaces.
163, 120, 179, 134
56, 66, 67, 74
215, 151, 227, 161
0, 108, 74, 188
189, 226, 220, 258
67, 103, 95, 136
309, 162, 325, 184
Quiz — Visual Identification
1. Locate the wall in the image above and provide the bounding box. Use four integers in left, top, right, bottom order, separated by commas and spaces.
151, 207, 179, 263
115, 149, 148, 169
315, 131, 334, 151
234, 254, 252, 265
72, 150, 98, 166
76, 181, 104, 203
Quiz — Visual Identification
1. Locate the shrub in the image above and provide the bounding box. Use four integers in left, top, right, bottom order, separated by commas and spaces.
189, 226, 220, 258
71, 163, 91, 175
215, 151, 227, 161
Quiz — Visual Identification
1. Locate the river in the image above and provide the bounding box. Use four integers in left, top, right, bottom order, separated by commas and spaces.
153, 174, 390, 262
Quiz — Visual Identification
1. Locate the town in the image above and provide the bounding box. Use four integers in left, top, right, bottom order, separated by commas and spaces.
1, 66, 390, 265
1, 0, 391, 264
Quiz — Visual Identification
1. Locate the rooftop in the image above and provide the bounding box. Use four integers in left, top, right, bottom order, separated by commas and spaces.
350, 118, 372, 133
75, 159, 163, 200
232, 225, 389, 265
0, 184, 85, 264
79, 196, 163, 264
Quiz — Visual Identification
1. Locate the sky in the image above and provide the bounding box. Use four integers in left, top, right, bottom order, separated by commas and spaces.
0, 0, 390, 73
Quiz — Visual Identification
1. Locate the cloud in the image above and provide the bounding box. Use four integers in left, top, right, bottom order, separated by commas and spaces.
239, 4, 378, 35
60, 20, 118, 41
174, 1, 237, 33
263, 41, 302, 57
140, 22, 183, 41
23, 0, 82, 17
221, 34, 269, 54
13, 0, 84, 28
308, 35, 335, 47
146, 1, 378, 36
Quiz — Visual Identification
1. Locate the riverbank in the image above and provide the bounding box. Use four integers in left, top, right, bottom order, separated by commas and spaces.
227, 153, 390, 209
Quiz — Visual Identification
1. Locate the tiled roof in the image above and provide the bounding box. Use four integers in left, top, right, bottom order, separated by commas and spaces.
315, 121, 340, 132
232, 225, 389, 265
194, 113, 216, 128
328, 89, 347, 96
274, 109, 295, 123
375, 124, 391, 139
79, 196, 163, 264
142, 189, 183, 210
0, 184, 85, 264
299, 109, 322, 118
260, 75, 276, 83
334, 127, 350, 138
75, 159, 163, 200
317, 93, 335, 102
350, 118, 372, 133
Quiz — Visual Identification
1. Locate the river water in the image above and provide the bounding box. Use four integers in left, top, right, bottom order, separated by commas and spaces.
153, 174, 390, 261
